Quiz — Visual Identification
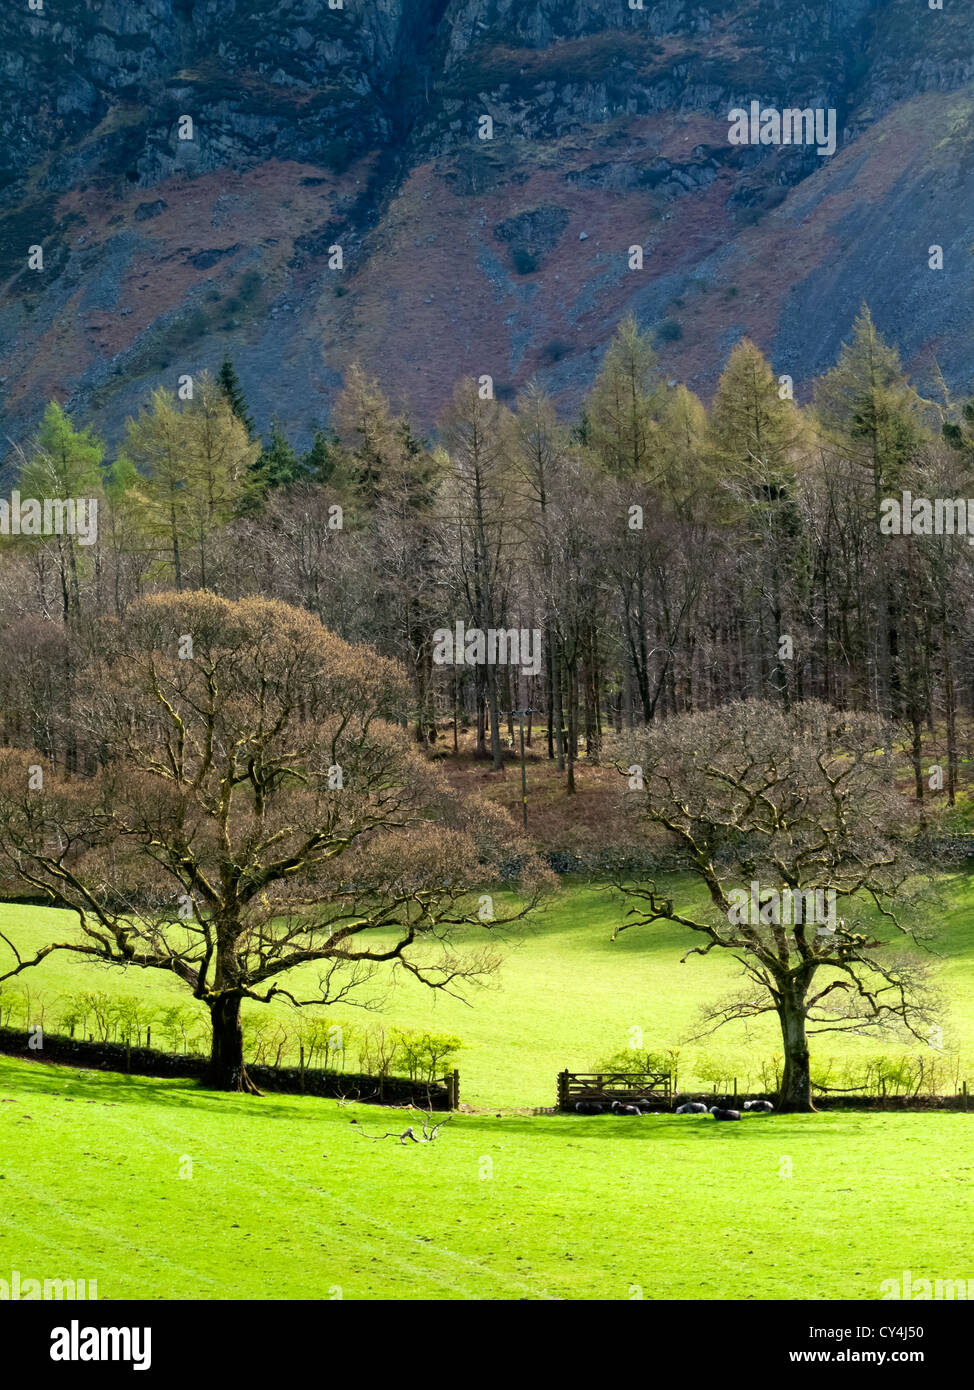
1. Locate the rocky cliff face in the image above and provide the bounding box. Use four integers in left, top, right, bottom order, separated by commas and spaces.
1, 0, 973, 449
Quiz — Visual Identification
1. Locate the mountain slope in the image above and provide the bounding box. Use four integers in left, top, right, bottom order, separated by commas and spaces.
1, 0, 972, 447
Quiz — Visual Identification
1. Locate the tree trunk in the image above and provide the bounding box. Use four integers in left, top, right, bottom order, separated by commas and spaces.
566, 659, 577, 794
943, 616, 958, 806
552, 636, 565, 771
485, 662, 504, 770
205, 995, 261, 1094
777, 995, 815, 1112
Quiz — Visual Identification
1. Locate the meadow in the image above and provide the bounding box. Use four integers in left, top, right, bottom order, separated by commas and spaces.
2, 870, 973, 1300
2, 1054, 972, 1301
2, 872, 974, 1107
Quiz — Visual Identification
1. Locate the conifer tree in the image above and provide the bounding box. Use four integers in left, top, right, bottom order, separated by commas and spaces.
183, 374, 259, 584
815, 304, 923, 500
584, 314, 663, 477
302, 427, 340, 485
256, 416, 302, 493
16, 402, 104, 623
122, 387, 192, 589
709, 339, 808, 704
814, 305, 927, 719
216, 353, 255, 439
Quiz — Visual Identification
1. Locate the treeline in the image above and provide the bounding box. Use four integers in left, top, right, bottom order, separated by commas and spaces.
3, 308, 974, 801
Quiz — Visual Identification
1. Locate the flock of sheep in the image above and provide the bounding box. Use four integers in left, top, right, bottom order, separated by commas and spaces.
573, 1098, 775, 1121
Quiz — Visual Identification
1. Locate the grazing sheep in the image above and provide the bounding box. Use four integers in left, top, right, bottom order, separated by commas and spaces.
675, 1102, 709, 1115
574, 1100, 607, 1115
744, 1100, 775, 1113
709, 1105, 741, 1121
611, 1101, 642, 1116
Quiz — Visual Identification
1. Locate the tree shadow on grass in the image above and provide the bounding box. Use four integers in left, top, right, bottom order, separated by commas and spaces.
451, 1110, 875, 1143
1, 1056, 889, 1144
0, 1054, 338, 1125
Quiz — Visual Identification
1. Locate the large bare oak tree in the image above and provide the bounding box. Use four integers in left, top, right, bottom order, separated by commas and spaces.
0, 593, 550, 1092
616, 701, 938, 1111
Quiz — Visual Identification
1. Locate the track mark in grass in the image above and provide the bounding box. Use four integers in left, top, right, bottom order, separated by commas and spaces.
0, 1211, 117, 1291
75, 1083, 561, 1300
0, 1182, 221, 1292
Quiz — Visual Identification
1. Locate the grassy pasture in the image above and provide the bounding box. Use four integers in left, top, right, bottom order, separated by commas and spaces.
2, 873, 974, 1107
2, 871, 973, 1300
1, 1054, 972, 1301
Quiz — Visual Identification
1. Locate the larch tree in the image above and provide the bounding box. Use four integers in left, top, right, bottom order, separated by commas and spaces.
14, 402, 105, 625
512, 383, 569, 767
122, 387, 193, 590
708, 338, 809, 706
365, 425, 448, 746
584, 313, 663, 478
814, 305, 927, 719
440, 379, 517, 770
332, 363, 400, 508
181, 373, 260, 584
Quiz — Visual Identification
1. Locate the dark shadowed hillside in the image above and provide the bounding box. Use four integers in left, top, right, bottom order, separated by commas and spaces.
1, 0, 973, 447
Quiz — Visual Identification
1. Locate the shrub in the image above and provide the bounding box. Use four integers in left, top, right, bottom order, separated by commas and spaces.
393, 1029, 464, 1083
592, 1046, 678, 1078
296, 1015, 353, 1072
355, 1023, 402, 1079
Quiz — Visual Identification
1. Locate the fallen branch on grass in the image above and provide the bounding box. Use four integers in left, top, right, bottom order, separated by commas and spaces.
355, 1109, 453, 1144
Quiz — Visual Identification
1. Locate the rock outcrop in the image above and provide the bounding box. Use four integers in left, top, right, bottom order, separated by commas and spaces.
1, 0, 972, 449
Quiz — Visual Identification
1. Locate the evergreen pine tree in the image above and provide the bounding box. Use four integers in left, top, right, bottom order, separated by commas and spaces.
255, 416, 301, 492
302, 427, 339, 485
216, 353, 255, 439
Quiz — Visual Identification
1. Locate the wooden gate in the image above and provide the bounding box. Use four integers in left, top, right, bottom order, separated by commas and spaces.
557, 1070, 672, 1111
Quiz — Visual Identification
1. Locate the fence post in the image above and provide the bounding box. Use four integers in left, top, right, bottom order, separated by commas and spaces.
558, 1070, 568, 1111
443, 1069, 459, 1110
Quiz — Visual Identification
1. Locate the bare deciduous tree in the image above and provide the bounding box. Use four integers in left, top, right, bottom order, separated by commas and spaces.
615, 700, 938, 1111
0, 592, 552, 1092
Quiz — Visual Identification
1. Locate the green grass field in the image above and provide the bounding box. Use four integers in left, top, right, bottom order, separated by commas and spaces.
2, 872, 974, 1107
2, 1053, 972, 1300
2, 871, 973, 1300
